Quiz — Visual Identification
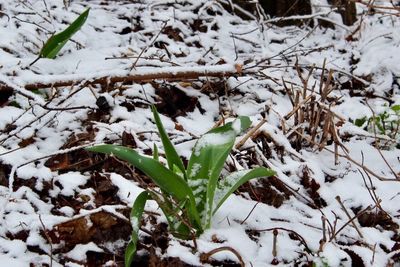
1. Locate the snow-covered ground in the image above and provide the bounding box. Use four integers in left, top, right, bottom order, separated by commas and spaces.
0, 0, 399, 266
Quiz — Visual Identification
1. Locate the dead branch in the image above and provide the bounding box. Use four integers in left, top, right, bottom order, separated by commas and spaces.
0, 64, 242, 93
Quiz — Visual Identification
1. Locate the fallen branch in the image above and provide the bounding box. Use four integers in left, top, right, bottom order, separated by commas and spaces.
0, 63, 242, 93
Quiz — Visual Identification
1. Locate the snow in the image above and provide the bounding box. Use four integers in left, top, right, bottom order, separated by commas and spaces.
65, 242, 103, 261
0, 0, 400, 266
52, 172, 89, 197
110, 173, 144, 204
194, 131, 235, 156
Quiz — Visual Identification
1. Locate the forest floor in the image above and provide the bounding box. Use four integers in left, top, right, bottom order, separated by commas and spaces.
0, 1, 400, 266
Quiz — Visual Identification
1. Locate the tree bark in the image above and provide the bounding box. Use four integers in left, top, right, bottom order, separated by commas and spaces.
329, 0, 357, 25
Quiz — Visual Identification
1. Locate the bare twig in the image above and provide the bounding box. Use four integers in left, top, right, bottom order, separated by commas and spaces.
335, 196, 364, 238
240, 202, 259, 225
130, 20, 168, 71
255, 227, 311, 253
329, 205, 373, 241
38, 215, 54, 267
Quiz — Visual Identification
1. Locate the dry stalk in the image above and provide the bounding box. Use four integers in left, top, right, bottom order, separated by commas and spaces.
236, 118, 267, 149
318, 216, 327, 253
282, 62, 345, 152
130, 20, 168, 71
272, 229, 278, 258
284, 94, 313, 120
358, 168, 381, 209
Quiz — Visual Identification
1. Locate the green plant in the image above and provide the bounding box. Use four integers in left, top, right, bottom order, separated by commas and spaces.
354, 104, 400, 147
86, 106, 275, 267
30, 8, 90, 65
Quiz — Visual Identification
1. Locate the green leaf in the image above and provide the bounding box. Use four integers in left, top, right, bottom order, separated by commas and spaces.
87, 145, 190, 201
86, 144, 202, 229
39, 8, 90, 59
153, 143, 159, 161
354, 117, 367, 127
151, 105, 186, 178
186, 116, 251, 227
125, 191, 149, 267
373, 116, 385, 133
213, 167, 276, 214
391, 105, 400, 113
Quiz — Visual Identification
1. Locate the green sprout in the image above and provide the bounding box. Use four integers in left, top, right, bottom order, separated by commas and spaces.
86, 105, 275, 267
354, 104, 400, 148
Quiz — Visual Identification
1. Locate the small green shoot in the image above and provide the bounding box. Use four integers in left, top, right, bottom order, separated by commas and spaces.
86, 106, 275, 266
354, 104, 400, 148
30, 8, 90, 65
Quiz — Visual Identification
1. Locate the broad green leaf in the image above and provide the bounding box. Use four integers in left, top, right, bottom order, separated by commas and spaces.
213, 167, 276, 214
125, 191, 149, 267
39, 8, 90, 59
86, 144, 191, 201
207, 116, 251, 135
86, 145, 201, 228
186, 116, 251, 227
151, 105, 186, 178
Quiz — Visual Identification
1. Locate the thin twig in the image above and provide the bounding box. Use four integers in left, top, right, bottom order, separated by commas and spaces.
200, 246, 245, 267
335, 196, 364, 238
240, 202, 259, 225
130, 20, 168, 71
38, 215, 54, 267
255, 227, 311, 253
329, 205, 373, 241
